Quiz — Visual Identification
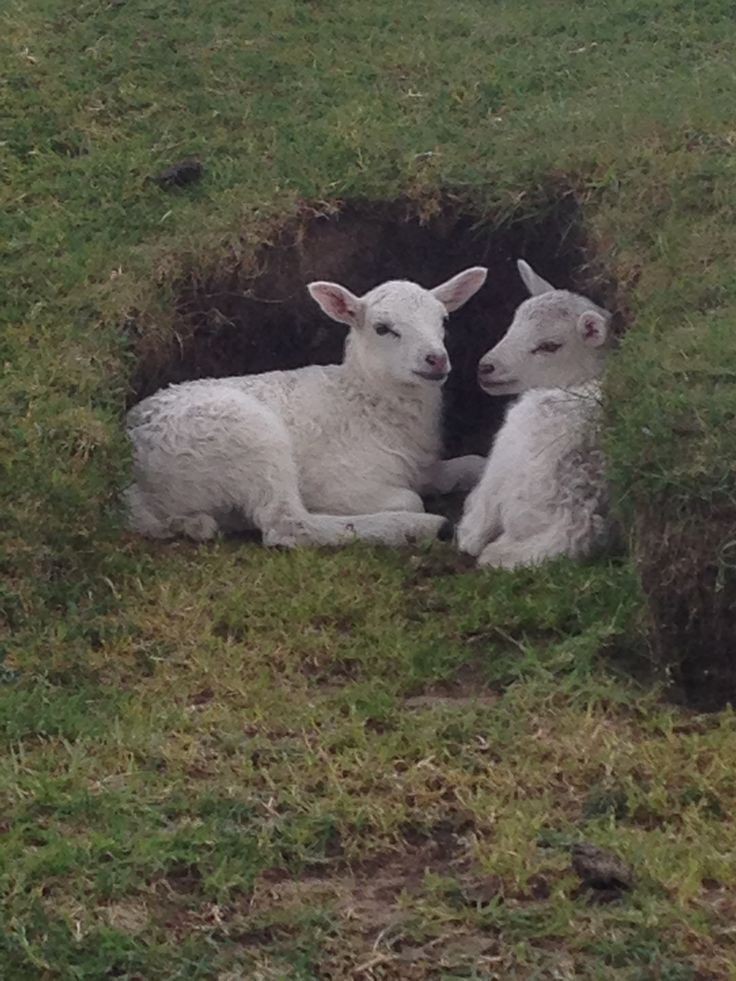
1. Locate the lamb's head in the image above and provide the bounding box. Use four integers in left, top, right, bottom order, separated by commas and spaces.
308, 267, 487, 387
477, 260, 611, 395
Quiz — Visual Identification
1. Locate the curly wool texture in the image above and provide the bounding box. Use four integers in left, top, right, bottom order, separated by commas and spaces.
125, 269, 488, 548
457, 260, 613, 570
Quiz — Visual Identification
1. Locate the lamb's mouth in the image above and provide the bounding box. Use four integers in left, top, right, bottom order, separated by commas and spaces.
480, 378, 519, 392
413, 370, 449, 382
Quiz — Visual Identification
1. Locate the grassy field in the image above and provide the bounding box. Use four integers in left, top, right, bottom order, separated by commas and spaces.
3, 0, 736, 976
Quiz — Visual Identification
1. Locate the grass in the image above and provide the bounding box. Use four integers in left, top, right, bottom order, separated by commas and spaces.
3, 0, 736, 975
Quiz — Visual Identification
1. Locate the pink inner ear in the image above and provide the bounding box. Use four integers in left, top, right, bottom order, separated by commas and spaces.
327, 289, 355, 319
583, 318, 599, 339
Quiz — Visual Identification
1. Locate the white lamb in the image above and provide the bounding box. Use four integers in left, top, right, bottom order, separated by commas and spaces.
456, 259, 613, 569
125, 267, 488, 548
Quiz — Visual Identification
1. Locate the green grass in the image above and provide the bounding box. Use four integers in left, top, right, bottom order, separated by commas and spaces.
3, 0, 736, 975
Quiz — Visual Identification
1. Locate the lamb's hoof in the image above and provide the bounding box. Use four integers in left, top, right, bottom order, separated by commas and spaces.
171, 513, 219, 542
437, 519, 455, 542
454, 518, 487, 557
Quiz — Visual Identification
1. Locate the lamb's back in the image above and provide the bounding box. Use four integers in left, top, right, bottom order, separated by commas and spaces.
494, 382, 605, 511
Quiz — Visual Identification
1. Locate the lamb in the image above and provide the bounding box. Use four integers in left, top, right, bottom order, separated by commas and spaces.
124, 267, 488, 548
456, 259, 613, 569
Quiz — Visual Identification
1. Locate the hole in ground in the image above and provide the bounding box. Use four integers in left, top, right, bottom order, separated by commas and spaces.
131, 193, 615, 457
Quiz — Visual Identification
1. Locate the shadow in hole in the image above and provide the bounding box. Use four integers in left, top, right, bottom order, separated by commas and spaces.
131, 195, 615, 458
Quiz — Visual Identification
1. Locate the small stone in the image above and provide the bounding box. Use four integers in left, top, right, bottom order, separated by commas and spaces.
570, 842, 634, 891
153, 158, 204, 188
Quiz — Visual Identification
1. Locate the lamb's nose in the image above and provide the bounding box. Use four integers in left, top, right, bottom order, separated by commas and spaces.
478, 361, 495, 376
425, 352, 448, 372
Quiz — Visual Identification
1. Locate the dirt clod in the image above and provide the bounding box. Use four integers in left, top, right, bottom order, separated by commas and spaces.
570, 841, 634, 892
153, 158, 204, 188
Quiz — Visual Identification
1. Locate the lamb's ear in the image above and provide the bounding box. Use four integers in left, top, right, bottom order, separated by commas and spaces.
307, 282, 362, 327
517, 259, 555, 296
431, 266, 487, 313
577, 310, 609, 347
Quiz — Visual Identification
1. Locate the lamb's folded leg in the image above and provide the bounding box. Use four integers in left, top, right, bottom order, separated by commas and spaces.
265, 510, 450, 548
419, 455, 487, 495
455, 457, 504, 556
476, 524, 571, 570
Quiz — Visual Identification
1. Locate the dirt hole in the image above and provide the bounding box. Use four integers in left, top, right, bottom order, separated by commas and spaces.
131, 194, 614, 457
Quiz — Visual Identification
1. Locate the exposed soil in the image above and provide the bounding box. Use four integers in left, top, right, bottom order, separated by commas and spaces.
235, 824, 560, 976
636, 504, 736, 710
131, 193, 616, 457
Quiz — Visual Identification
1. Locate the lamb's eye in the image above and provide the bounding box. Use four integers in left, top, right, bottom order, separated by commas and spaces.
532, 341, 562, 354
375, 323, 397, 337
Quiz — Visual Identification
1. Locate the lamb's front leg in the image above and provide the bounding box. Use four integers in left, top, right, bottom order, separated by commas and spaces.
476, 524, 570, 570
476, 534, 522, 569
455, 462, 504, 557
373, 488, 426, 513
420, 455, 487, 495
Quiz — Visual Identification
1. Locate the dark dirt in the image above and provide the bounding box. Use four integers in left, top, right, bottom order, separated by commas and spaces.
242, 824, 565, 976
153, 157, 204, 188
131, 193, 616, 457
403, 658, 502, 703
570, 842, 634, 892
254, 818, 479, 936
635, 504, 736, 710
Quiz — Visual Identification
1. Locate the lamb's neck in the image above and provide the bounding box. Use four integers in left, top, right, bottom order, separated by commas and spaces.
590, 352, 609, 381
337, 361, 442, 416
563, 358, 607, 390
